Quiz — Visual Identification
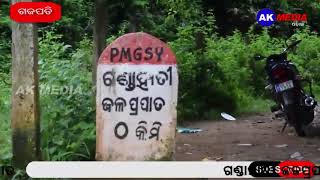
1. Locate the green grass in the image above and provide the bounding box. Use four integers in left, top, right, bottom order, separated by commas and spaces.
0, 84, 12, 163
312, 85, 320, 100
200, 97, 272, 120
236, 97, 273, 116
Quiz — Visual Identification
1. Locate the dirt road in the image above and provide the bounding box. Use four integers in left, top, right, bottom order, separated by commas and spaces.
91, 112, 320, 180
175, 111, 320, 162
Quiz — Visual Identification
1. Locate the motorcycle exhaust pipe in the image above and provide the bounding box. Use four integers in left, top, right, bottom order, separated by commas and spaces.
305, 96, 315, 107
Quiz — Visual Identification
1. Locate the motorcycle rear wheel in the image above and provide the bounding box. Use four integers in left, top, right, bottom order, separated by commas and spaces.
284, 104, 306, 137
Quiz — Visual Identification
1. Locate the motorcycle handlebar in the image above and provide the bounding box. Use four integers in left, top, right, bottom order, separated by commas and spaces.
283, 40, 302, 53
288, 40, 302, 49
254, 55, 265, 61
254, 40, 301, 62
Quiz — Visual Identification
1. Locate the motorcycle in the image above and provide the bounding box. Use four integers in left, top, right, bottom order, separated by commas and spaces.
255, 40, 317, 137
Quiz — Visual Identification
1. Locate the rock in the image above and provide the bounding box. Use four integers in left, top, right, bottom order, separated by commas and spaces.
274, 144, 288, 148
296, 156, 304, 160
202, 157, 211, 161
215, 156, 223, 161
185, 152, 192, 155
183, 143, 191, 146
290, 152, 303, 159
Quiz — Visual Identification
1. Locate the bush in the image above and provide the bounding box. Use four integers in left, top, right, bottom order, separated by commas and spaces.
0, 83, 11, 163
39, 32, 95, 160
171, 24, 319, 120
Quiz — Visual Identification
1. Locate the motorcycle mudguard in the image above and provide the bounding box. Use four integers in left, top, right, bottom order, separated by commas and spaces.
299, 106, 314, 125
281, 91, 295, 105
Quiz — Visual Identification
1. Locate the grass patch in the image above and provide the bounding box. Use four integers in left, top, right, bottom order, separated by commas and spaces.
0, 84, 12, 163
236, 97, 273, 115
312, 85, 320, 100
200, 97, 272, 120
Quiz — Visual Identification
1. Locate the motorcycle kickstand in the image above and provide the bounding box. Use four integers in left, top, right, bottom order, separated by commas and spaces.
281, 122, 288, 133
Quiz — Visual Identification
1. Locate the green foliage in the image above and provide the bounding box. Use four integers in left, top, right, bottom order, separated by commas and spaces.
171, 23, 319, 119
0, 0, 10, 32
0, 37, 11, 85
0, 84, 11, 163
39, 32, 95, 161
289, 29, 320, 83
47, 0, 94, 45
0, 1, 11, 86
0, 1, 12, 164
0, 0, 319, 165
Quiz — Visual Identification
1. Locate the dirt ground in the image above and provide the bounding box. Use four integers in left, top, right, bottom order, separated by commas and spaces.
113, 110, 320, 180
87, 109, 320, 180
173, 110, 320, 180
175, 111, 320, 162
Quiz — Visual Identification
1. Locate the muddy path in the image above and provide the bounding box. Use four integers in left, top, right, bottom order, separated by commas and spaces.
175, 111, 320, 163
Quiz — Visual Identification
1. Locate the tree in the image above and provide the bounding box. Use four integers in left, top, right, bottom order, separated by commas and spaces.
11, 0, 40, 168
92, 0, 108, 87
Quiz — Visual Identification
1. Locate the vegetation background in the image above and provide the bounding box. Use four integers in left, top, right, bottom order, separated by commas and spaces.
0, 0, 319, 178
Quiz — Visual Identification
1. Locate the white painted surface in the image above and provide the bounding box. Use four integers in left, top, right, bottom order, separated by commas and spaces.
96, 64, 178, 160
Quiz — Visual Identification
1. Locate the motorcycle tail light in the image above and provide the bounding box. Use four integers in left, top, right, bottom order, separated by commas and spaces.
271, 66, 289, 83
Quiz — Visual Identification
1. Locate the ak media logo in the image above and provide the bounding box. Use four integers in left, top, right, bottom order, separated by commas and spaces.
257, 8, 307, 27
257, 8, 276, 27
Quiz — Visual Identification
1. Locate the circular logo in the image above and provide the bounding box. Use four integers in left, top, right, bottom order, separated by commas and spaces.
256, 8, 276, 27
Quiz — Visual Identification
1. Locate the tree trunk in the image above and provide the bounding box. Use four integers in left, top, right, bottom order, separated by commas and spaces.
195, 31, 205, 52
128, 14, 137, 32
92, 0, 107, 88
11, 0, 40, 168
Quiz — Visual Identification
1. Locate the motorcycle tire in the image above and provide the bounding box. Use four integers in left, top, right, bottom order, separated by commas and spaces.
284, 104, 306, 137
294, 124, 306, 137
